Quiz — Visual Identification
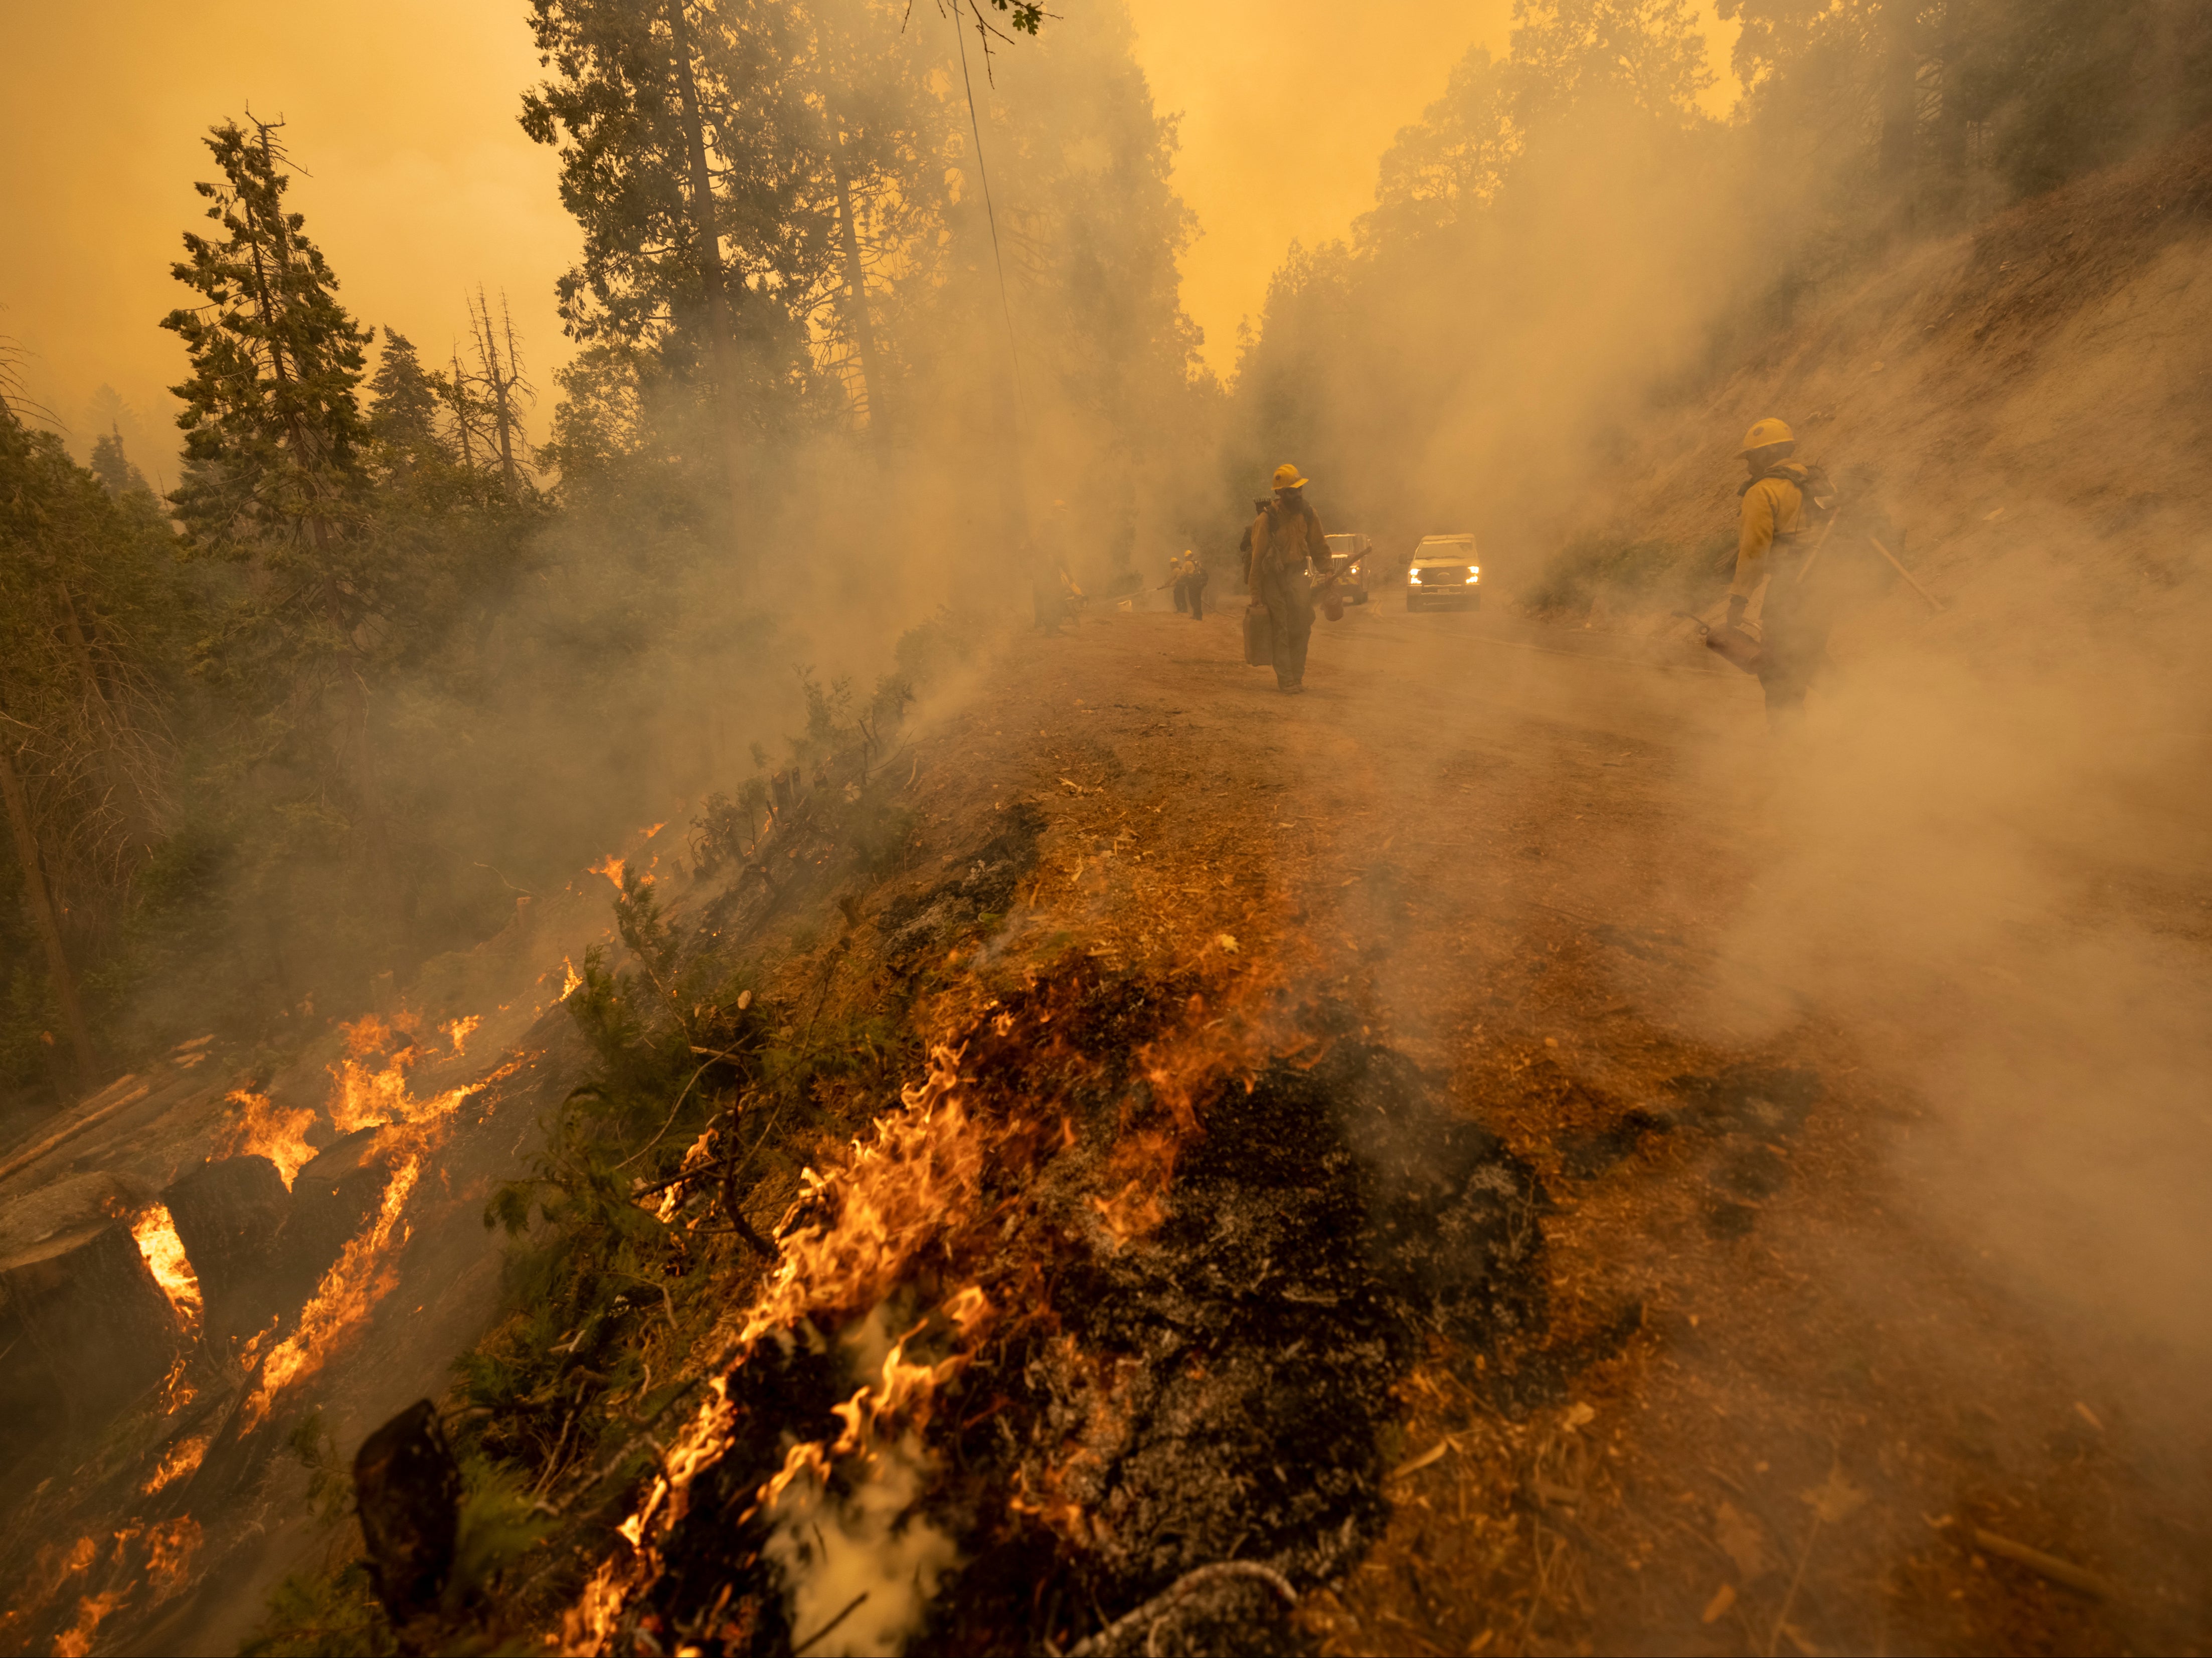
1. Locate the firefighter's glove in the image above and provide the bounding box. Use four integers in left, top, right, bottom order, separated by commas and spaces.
1725, 595, 1748, 631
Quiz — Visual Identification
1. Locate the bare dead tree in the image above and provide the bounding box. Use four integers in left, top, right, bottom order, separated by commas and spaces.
446, 341, 482, 473
465, 286, 536, 493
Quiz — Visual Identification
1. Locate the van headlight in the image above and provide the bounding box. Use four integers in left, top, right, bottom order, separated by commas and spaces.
1466, 566, 1479, 583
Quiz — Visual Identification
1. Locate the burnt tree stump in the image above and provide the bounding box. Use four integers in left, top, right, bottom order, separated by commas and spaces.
162, 1154, 289, 1340
276, 1127, 395, 1299
355, 1399, 461, 1636
0, 1220, 180, 1428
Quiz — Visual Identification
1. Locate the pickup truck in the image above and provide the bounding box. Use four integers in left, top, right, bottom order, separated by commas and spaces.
1322, 533, 1372, 604
1405, 534, 1481, 611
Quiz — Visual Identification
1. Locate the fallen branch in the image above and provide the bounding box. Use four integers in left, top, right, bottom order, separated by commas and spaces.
1067, 1561, 1296, 1656
0, 1075, 152, 1184
792, 1591, 869, 1654
1869, 536, 1944, 612
1973, 1527, 2115, 1598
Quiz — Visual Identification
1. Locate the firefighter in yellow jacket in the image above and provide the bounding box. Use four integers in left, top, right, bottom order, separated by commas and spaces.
1724, 418, 1833, 722
1247, 463, 1328, 693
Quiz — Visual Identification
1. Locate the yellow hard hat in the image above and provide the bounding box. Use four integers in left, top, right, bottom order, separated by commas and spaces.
1736, 418, 1796, 457
1272, 462, 1309, 490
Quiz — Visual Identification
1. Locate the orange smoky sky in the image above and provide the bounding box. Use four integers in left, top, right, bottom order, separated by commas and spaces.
0, 0, 577, 481
0, 1, 1737, 473
1123, 0, 1743, 370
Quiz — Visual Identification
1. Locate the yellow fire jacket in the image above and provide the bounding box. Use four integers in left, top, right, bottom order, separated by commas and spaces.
1732, 464, 1808, 600
1247, 494, 1328, 587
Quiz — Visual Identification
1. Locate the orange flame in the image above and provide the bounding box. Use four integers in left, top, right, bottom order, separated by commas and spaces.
587, 1045, 997, 1635
52, 1591, 122, 1658
558, 957, 584, 1001
589, 853, 627, 888
142, 1517, 202, 1600
142, 1432, 212, 1496
560, 963, 1303, 1647
242, 1157, 420, 1429
443, 1014, 481, 1055
654, 1125, 721, 1224
130, 1204, 203, 1335
328, 1012, 484, 1136
217, 1087, 316, 1185
238, 1028, 519, 1430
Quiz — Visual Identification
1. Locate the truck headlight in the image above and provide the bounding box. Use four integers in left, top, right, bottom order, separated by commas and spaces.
1465, 567, 1479, 583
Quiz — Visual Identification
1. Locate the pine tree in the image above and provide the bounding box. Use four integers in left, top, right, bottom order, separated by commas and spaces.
520, 0, 839, 560
88, 425, 153, 497
161, 117, 406, 956
0, 397, 187, 1096
365, 328, 451, 475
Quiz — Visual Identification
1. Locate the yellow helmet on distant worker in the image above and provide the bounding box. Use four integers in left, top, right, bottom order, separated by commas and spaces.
1736, 418, 1796, 457
1272, 462, 1310, 490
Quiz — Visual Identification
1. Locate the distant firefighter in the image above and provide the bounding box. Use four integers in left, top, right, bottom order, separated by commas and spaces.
1172, 548, 1208, 620
1246, 463, 1329, 694
1715, 418, 1841, 723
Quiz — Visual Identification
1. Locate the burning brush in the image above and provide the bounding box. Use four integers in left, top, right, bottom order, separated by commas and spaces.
562, 975, 1548, 1656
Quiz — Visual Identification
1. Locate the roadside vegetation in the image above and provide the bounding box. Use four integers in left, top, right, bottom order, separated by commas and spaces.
238, 608, 985, 1654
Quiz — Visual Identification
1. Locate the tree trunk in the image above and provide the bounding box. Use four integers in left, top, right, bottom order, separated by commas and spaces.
1879, 1, 1919, 229
1929, 0, 1968, 206
0, 741, 98, 1094
667, 0, 755, 574
450, 346, 478, 473
498, 301, 528, 491
337, 663, 404, 960
948, 7, 1031, 576
472, 288, 522, 494
244, 120, 401, 955
826, 112, 894, 469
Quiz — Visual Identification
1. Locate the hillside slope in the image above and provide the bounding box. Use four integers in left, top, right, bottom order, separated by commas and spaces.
1555, 121, 2212, 662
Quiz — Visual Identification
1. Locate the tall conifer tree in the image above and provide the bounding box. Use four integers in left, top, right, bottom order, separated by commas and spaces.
162, 117, 406, 953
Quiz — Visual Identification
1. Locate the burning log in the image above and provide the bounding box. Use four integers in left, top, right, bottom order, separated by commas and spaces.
355, 1399, 462, 1638
160, 1155, 288, 1338
0, 1218, 180, 1427
276, 1126, 397, 1298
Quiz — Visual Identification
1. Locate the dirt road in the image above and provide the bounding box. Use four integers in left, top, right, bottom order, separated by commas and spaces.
929, 596, 2205, 1655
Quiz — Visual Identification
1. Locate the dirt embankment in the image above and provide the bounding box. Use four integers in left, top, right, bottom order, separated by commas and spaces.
1540, 120, 2212, 650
